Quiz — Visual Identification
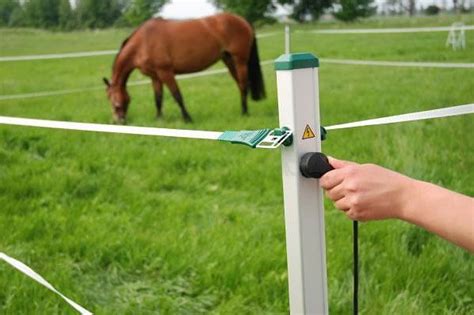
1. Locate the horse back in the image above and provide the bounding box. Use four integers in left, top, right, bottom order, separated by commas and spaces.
131, 14, 254, 74
203, 13, 254, 52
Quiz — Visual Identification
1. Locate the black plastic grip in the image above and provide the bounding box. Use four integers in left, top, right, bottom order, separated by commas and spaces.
300, 152, 335, 179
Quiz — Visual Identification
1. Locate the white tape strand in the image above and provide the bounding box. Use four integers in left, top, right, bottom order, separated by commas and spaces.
305, 25, 474, 34
256, 31, 281, 38
1, 58, 470, 102
0, 50, 117, 62
1, 26, 472, 62
0, 60, 274, 102
321, 58, 474, 69
0, 33, 278, 62
0, 252, 92, 315
0, 116, 223, 140
326, 104, 474, 131
0, 87, 104, 101
0, 104, 472, 140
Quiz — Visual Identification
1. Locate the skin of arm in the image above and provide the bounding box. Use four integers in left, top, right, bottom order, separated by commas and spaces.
320, 157, 474, 252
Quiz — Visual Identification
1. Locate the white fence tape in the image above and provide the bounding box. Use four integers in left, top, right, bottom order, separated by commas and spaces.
2, 25, 472, 62
326, 104, 474, 131
305, 25, 474, 34
0, 252, 92, 315
0, 104, 472, 139
0, 116, 222, 140
321, 58, 474, 69
1, 58, 472, 102
0, 60, 274, 102
0, 33, 278, 63
0, 87, 104, 101
0, 50, 117, 62
256, 32, 281, 38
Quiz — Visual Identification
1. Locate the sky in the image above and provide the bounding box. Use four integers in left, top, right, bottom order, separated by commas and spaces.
160, 0, 218, 19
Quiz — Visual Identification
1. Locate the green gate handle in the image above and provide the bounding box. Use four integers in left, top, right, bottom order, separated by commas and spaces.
218, 129, 271, 148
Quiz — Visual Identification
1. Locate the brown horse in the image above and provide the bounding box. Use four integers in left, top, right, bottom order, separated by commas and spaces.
103, 13, 266, 124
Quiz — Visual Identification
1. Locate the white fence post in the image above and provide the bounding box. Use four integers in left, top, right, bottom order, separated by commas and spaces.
275, 53, 328, 315
285, 24, 291, 54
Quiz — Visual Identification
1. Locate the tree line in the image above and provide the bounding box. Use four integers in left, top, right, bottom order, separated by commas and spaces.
0, 0, 169, 29
0, 0, 466, 30
212, 0, 376, 23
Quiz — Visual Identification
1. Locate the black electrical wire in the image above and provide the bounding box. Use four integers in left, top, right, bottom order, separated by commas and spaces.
353, 220, 359, 315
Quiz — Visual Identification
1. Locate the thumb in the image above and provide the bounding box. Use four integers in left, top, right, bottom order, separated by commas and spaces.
327, 156, 358, 169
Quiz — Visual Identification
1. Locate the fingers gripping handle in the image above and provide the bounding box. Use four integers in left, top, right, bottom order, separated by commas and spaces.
300, 152, 334, 178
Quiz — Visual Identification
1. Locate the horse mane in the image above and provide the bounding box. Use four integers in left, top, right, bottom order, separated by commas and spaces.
117, 17, 166, 55
116, 29, 136, 59
112, 26, 141, 74
120, 37, 130, 50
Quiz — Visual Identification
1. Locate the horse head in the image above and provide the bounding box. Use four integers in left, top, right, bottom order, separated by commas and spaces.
103, 78, 130, 124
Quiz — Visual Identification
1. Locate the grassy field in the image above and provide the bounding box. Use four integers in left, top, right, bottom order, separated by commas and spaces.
0, 14, 473, 314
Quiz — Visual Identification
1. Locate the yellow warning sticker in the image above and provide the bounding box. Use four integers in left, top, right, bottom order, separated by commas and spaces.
302, 124, 316, 140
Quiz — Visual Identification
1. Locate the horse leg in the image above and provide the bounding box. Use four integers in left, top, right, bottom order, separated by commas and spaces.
152, 77, 163, 118
222, 52, 239, 83
223, 52, 250, 115
234, 59, 249, 115
160, 71, 193, 123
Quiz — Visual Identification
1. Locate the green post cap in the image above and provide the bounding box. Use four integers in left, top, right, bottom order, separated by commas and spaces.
274, 53, 319, 70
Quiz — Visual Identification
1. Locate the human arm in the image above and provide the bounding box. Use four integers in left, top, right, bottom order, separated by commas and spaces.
320, 157, 474, 252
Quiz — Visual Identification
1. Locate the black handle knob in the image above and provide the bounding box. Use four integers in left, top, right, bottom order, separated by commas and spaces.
300, 152, 334, 178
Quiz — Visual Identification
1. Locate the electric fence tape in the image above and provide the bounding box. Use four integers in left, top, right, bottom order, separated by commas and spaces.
0, 104, 472, 146
1, 59, 472, 102
0, 252, 92, 315
325, 103, 474, 131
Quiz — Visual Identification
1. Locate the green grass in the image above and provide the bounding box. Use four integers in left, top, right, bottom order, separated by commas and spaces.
1, 16, 474, 314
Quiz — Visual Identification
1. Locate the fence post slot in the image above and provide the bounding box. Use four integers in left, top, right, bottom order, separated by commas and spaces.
275, 53, 328, 314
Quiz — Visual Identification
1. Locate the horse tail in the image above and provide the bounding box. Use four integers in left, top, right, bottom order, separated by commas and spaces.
248, 36, 266, 101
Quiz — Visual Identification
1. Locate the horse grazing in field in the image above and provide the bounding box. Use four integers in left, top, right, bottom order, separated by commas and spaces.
103, 13, 266, 124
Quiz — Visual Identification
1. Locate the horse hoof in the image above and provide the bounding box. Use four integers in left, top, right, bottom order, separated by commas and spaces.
184, 116, 193, 123
114, 118, 127, 125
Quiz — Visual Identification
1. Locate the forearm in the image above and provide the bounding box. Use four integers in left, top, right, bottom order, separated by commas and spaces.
400, 179, 474, 252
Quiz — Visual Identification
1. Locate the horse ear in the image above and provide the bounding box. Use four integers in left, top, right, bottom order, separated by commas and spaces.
103, 78, 111, 87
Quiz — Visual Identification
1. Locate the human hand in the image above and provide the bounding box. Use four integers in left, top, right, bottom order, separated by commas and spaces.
320, 157, 414, 221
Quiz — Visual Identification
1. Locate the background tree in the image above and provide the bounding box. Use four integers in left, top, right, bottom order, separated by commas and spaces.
407, 0, 416, 15
382, 0, 420, 15
425, 4, 440, 15
396, 0, 416, 15
278, 0, 333, 22
333, 0, 376, 21
0, 0, 19, 26
123, 0, 169, 26
24, 0, 60, 28
58, 0, 75, 29
7, 3, 23, 26
333, 0, 376, 22
76, 0, 124, 28
383, 0, 403, 14
211, 0, 275, 24
452, 0, 456, 12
